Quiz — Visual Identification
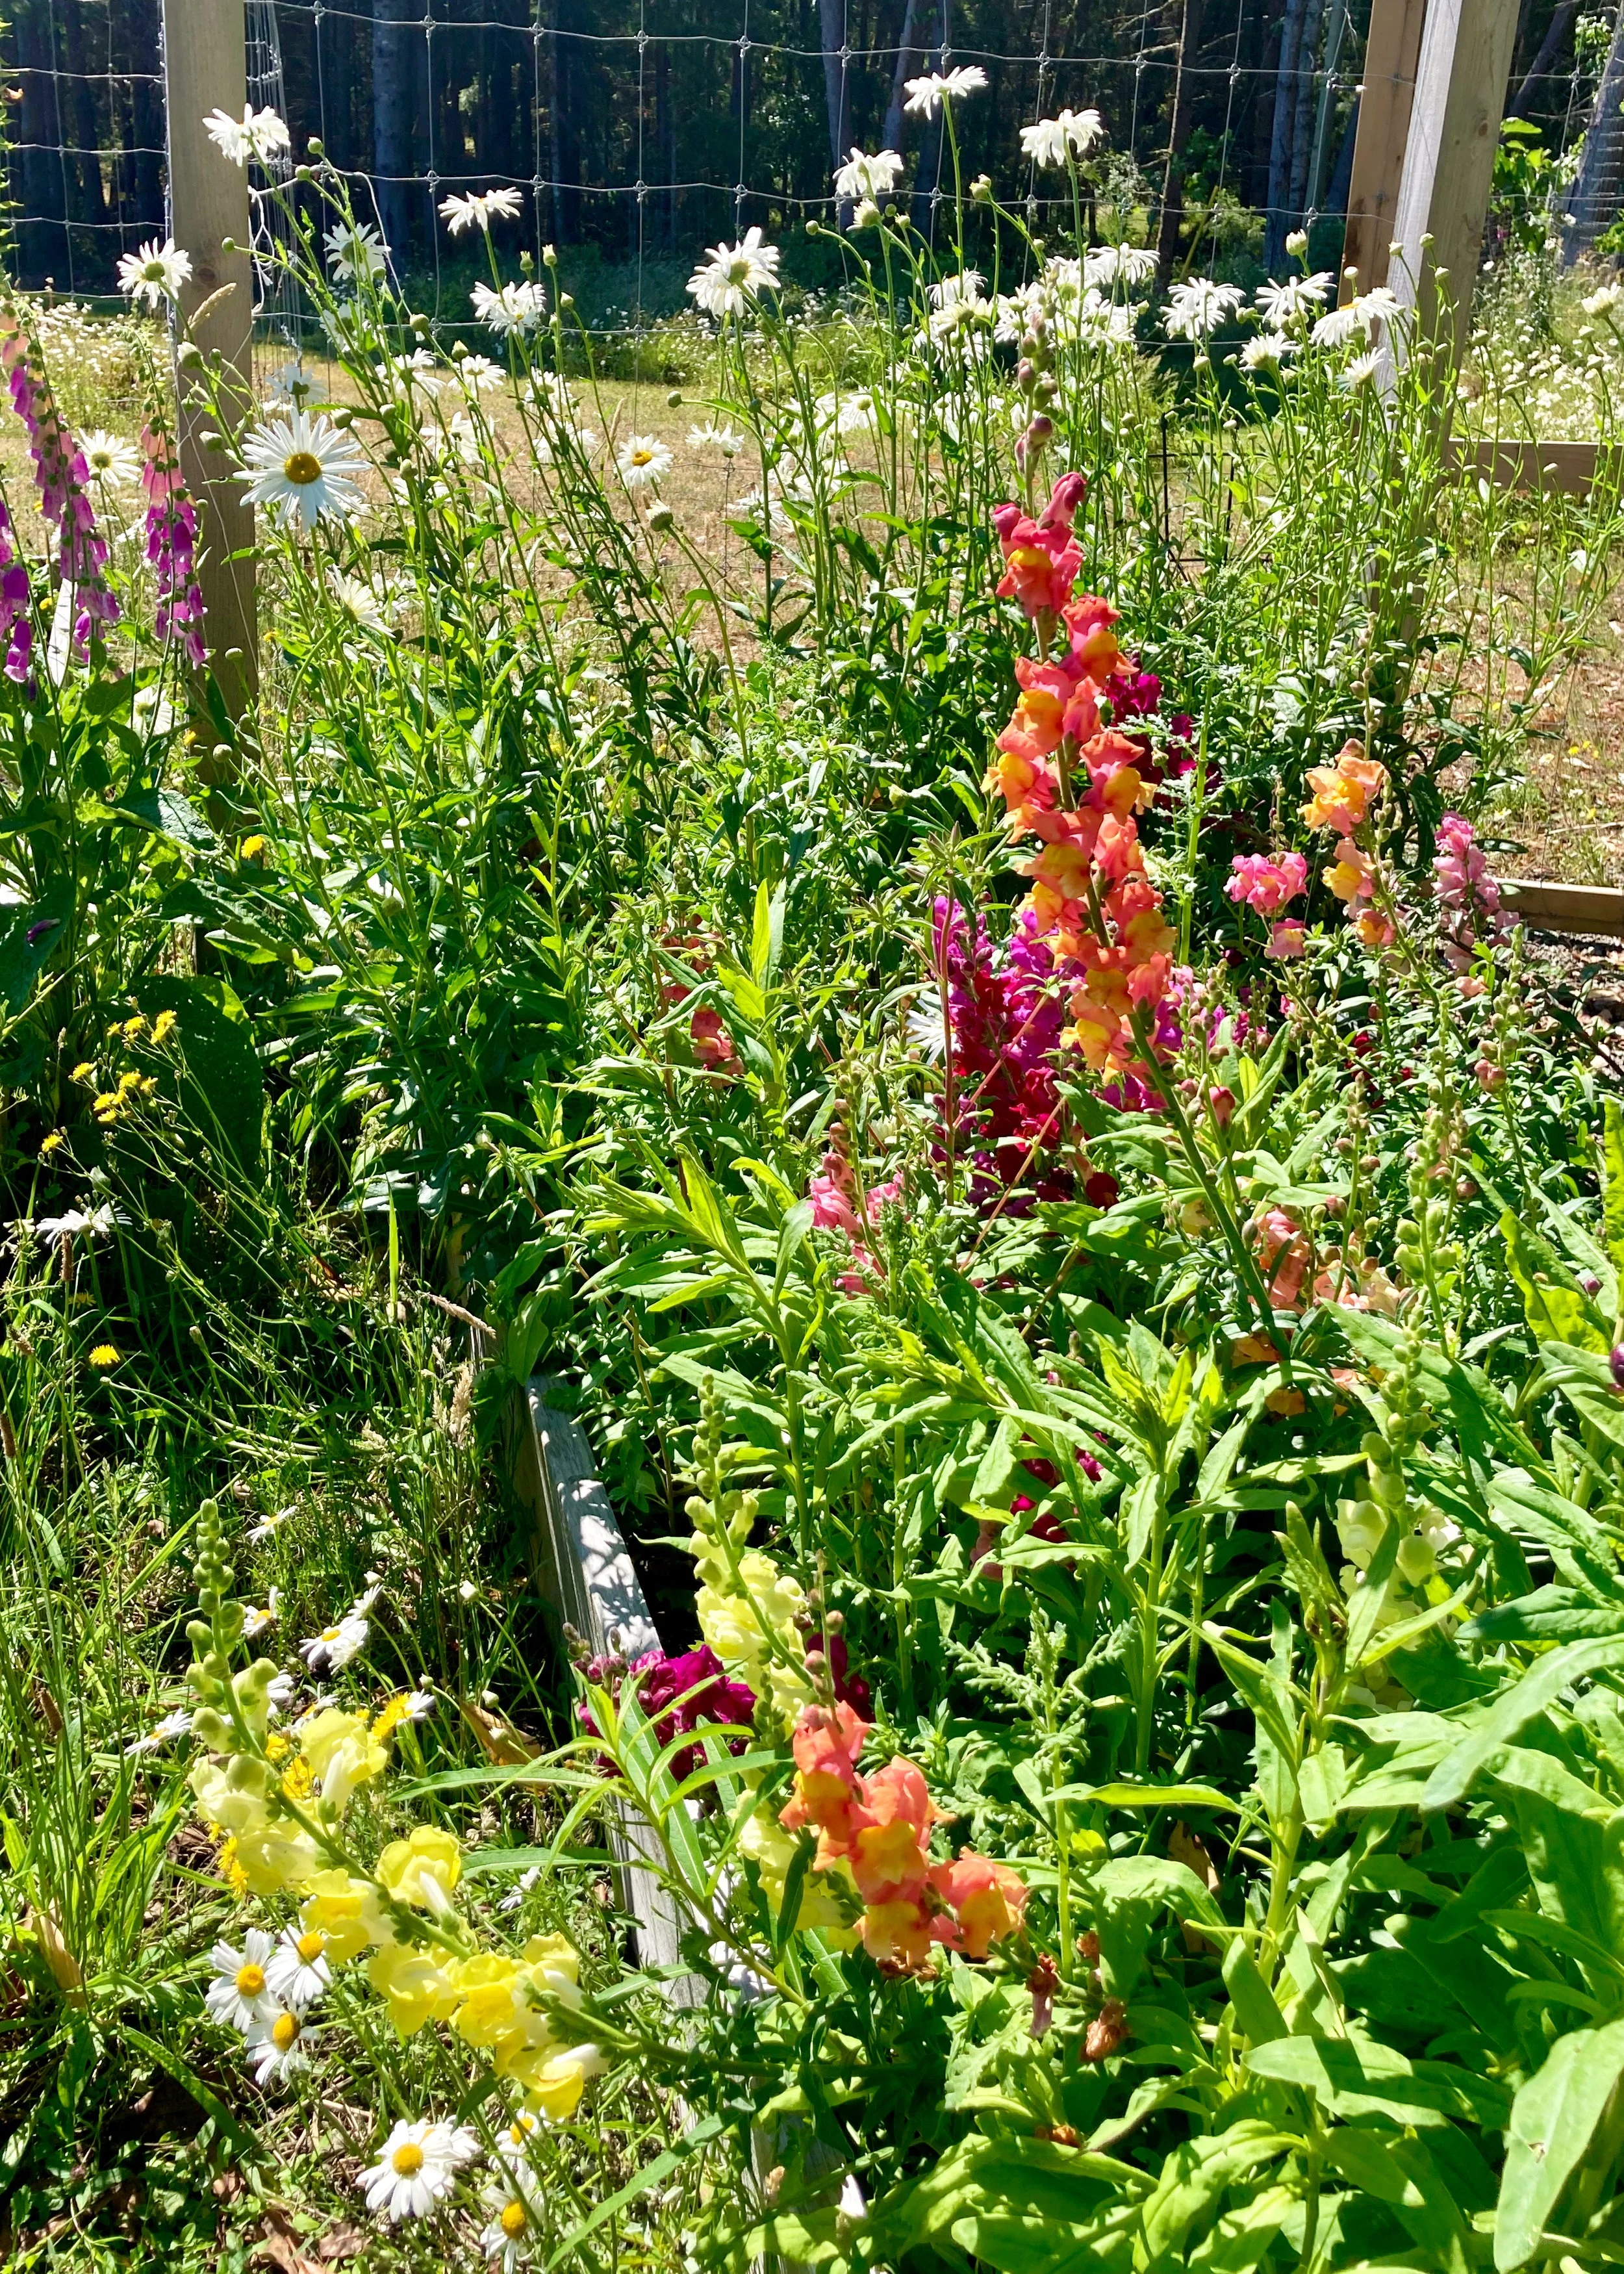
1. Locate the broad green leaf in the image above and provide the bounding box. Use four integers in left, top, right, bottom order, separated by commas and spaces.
1499, 1208, 1608, 1351
1604, 1096, 1624, 1277
1423, 1634, 1624, 1811
1495, 2017, 1624, 2269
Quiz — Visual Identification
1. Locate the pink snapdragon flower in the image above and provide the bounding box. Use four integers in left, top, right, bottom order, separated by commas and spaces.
1226, 850, 1308, 917
0, 322, 118, 654
1433, 813, 1513, 969
140, 422, 207, 667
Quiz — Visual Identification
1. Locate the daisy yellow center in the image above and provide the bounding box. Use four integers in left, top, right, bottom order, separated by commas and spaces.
271, 2011, 299, 2050
392, 2141, 425, 2176
235, 1962, 266, 1996
631, 449, 654, 466
296, 1930, 325, 1962
320, 1625, 342, 1641
501, 2201, 528, 2238
283, 450, 324, 486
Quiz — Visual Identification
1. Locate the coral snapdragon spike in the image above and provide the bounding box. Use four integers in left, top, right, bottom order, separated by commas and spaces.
780, 1701, 869, 1855
1301, 741, 1386, 834
928, 1852, 1029, 1958
990, 473, 1088, 622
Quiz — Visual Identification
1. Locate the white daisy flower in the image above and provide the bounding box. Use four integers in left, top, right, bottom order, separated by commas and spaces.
1254, 272, 1332, 326
1019, 109, 1104, 168
204, 105, 290, 167
1583, 282, 1623, 317
329, 570, 389, 629
834, 389, 880, 436
685, 227, 780, 319
1340, 349, 1382, 391
903, 65, 988, 118
472, 279, 546, 336
1084, 242, 1158, 288
375, 347, 442, 398
1163, 277, 1246, 340
361, 2119, 480, 2224
247, 1503, 296, 1544
242, 1586, 281, 1640
32, 1205, 117, 1239
481, 2167, 545, 2270
617, 435, 674, 488
1311, 287, 1402, 350
833, 147, 904, 204
906, 988, 947, 1060
124, 1706, 192, 1757
687, 421, 744, 455
440, 186, 524, 236
1240, 333, 1296, 370
325, 222, 388, 285
455, 353, 505, 394
266, 1671, 297, 1717
299, 1611, 368, 1673
205, 1928, 277, 2034
1075, 291, 1137, 349
402, 1689, 435, 1720
116, 236, 192, 311
238, 409, 368, 531
263, 361, 311, 406
78, 430, 142, 490
265, 1924, 333, 2012
245, 2005, 308, 2088
927, 270, 988, 340
1354, 285, 1402, 328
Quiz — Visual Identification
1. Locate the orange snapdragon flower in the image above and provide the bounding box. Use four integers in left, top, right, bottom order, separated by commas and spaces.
928, 1852, 1030, 1958
779, 1702, 869, 1859
1301, 741, 1386, 833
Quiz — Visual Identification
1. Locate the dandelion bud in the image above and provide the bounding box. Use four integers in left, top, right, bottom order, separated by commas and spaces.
1286, 228, 1308, 257
971, 174, 993, 201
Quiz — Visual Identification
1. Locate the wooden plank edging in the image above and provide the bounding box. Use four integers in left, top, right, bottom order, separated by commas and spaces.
513, 1375, 687, 1975
1500, 876, 1624, 937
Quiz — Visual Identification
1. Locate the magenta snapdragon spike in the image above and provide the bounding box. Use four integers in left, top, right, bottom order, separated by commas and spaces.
0, 322, 118, 654
141, 422, 207, 668
0, 502, 33, 682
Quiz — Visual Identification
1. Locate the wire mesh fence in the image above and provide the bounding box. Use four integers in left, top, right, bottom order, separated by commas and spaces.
0, 0, 1605, 322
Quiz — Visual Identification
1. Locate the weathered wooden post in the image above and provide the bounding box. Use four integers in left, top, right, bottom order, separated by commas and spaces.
161, 0, 258, 730
1340, 0, 1428, 298
1385, 0, 1520, 369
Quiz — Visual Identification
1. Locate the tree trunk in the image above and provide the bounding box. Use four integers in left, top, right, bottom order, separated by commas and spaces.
880, 0, 925, 159
820, 0, 852, 222
16, 0, 68, 287
372, 0, 414, 268
1287, 0, 1328, 224
1565, 0, 1624, 259
1156, 0, 1206, 285
1511, 0, 1577, 118
1264, 0, 1308, 270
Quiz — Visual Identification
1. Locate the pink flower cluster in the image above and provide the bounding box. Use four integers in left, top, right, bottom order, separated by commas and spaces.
1433, 813, 1512, 970
581, 1643, 755, 1785
0, 322, 118, 654
1227, 852, 1308, 960
141, 422, 207, 668
809, 1145, 900, 1292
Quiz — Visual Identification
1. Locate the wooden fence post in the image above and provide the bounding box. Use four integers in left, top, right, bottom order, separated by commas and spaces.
161, 0, 258, 732
1340, 0, 1428, 298
1385, 0, 1519, 368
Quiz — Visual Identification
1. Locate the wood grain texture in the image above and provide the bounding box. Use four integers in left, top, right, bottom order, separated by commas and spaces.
1341, 0, 1427, 298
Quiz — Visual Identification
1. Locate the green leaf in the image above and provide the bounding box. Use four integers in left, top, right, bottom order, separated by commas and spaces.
0, 878, 73, 1017
1603, 1097, 1624, 1277
544, 2114, 724, 2269
133, 975, 264, 1168
1499, 1208, 1608, 1351
1495, 2017, 1624, 2269
1423, 1634, 1624, 1812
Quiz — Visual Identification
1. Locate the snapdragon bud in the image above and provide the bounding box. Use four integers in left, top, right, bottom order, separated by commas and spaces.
1610, 1344, 1624, 1389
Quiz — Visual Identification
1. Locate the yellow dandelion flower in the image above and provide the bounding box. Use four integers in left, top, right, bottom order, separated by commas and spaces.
122, 1015, 147, 1040
38, 1132, 62, 1156
105, 1021, 124, 1040
265, 1732, 291, 1763
240, 834, 266, 860
280, 1754, 315, 1802
117, 1070, 142, 1094
215, 1835, 249, 1901
70, 1062, 95, 1084
88, 1344, 119, 1368
138, 1075, 157, 1097
151, 1009, 177, 1043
